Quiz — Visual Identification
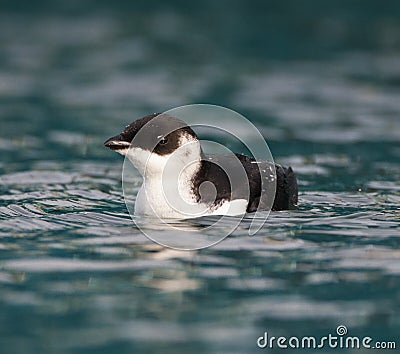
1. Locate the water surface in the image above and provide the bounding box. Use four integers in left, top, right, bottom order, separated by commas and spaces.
1, 1, 399, 353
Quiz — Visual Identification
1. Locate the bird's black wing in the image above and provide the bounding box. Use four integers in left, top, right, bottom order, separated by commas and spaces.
192, 153, 298, 211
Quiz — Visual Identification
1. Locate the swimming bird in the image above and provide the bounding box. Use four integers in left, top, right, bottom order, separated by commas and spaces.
104, 113, 298, 219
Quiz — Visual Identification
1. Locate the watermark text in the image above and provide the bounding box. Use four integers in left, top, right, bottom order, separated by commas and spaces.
257, 325, 396, 350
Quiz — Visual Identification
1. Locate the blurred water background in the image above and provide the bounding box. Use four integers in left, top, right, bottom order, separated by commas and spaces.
0, 1, 399, 353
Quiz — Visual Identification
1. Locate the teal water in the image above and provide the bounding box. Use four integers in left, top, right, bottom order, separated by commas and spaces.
1, 1, 400, 353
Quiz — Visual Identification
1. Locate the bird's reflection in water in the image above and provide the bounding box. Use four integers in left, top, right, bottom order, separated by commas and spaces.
132, 214, 244, 249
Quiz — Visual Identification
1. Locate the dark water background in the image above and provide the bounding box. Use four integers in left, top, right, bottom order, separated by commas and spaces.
0, 1, 399, 353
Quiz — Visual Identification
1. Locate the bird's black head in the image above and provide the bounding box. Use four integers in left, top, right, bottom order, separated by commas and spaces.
104, 113, 198, 156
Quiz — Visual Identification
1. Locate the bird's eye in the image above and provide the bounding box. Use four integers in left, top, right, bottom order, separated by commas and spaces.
159, 137, 168, 145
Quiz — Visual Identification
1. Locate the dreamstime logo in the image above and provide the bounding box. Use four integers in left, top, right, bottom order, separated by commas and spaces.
122, 104, 276, 250
257, 325, 397, 350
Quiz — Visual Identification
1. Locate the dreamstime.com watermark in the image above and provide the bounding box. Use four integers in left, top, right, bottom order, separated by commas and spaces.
257, 325, 397, 350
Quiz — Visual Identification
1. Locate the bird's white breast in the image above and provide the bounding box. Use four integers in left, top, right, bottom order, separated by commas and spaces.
134, 177, 248, 219
125, 136, 248, 219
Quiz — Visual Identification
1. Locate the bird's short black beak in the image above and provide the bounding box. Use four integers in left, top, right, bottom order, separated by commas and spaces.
104, 134, 131, 151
